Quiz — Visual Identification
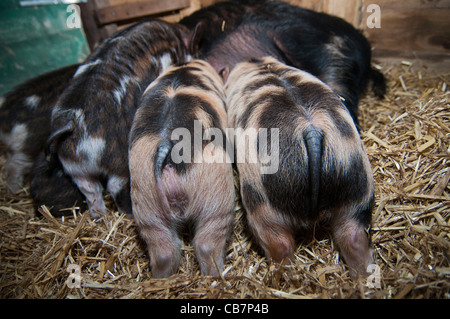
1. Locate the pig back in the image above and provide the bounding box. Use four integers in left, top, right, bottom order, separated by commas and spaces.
226, 57, 374, 225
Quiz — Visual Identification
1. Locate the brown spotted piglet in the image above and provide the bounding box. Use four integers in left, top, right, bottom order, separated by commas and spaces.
0, 64, 79, 193
129, 60, 235, 278
225, 57, 375, 276
48, 20, 191, 219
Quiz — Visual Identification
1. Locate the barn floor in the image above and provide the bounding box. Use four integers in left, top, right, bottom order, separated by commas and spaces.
0, 58, 448, 299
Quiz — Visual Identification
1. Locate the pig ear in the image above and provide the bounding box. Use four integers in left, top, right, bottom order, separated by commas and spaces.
175, 23, 193, 53
271, 34, 294, 65
46, 121, 74, 158
186, 21, 205, 55
219, 67, 230, 82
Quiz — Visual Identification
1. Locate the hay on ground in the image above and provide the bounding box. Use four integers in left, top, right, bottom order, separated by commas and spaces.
0, 59, 448, 299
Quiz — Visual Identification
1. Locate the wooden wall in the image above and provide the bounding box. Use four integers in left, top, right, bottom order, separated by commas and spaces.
80, 0, 202, 49
287, 0, 450, 61
80, 0, 450, 61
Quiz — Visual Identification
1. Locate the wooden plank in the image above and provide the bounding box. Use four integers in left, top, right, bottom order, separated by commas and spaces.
79, 1, 101, 50
95, 0, 190, 25
321, 0, 363, 27
372, 49, 450, 61
113, 0, 201, 26
371, 0, 449, 9
94, 0, 111, 8
200, 0, 220, 8
285, 0, 365, 27
286, 0, 321, 11
108, 0, 147, 5
364, 8, 450, 54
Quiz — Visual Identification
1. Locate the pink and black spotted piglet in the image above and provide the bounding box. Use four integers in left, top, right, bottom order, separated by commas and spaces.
129, 60, 235, 278
226, 57, 375, 276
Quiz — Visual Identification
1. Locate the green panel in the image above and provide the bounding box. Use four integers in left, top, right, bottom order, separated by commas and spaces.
0, 1, 90, 95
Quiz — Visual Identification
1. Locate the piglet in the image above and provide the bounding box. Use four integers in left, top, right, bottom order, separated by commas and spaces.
129, 60, 235, 278
48, 20, 191, 219
0, 64, 79, 193
182, 0, 386, 126
225, 57, 375, 276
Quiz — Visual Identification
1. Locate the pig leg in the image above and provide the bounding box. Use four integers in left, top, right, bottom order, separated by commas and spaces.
141, 166, 185, 278
72, 176, 107, 219
133, 195, 183, 278
188, 161, 234, 276
247, 207, 295, 263
139, 224, 182, 278
331, 209, 373, 277
192, 205, 234, 276
130, 137, 183, 278
240, 175, 295, 263
106, 175, 132, 215
5, 151, 33, 193
246, 203, 296, 263
193, 219, 229, 276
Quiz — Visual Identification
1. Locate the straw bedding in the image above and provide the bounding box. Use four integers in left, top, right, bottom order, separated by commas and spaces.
0, 59, 448, 299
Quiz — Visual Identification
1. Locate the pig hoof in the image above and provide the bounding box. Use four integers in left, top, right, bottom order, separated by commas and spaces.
6, 183, 21, 194
5, 174, 23, 193
151, 252, 179, 278
89, 209, 105, 220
